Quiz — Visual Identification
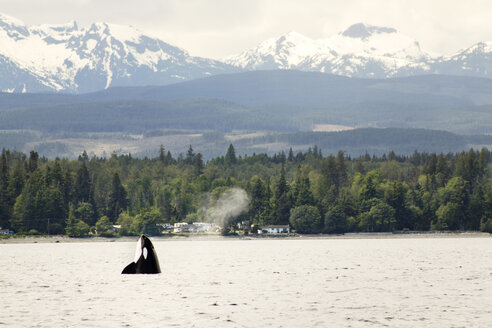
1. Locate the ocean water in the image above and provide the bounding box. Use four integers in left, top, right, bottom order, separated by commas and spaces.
1, 237, 492, 327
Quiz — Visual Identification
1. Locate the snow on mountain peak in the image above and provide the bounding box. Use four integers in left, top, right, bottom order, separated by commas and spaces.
341, 23, 397, 39
277, 31, 310, 43
0, 12, 233, 93
2, 12, 492, 93
226, 23, 432, 76
39, 20, 79, 33
225, 31, 328, 69
0, 12, 25, 27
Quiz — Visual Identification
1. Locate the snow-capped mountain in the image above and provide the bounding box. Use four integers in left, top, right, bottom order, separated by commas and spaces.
3, 13, 492, 94
225, 31, 329, 70
429, 42, 492, 78
226, 23, 434, 78
0, 13, 235, 93
226, 23, 492, 80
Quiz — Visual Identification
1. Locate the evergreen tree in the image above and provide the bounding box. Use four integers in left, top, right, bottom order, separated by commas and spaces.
469, 184, 485, 230
385, 181, 411, 230
7, 159, 25, 206
271, 165, 291, 224
354, 160, 365, 174
166, 151, 175, 165
12, 170, 46, 233
288, 148, 294, 162
107, 173, 128, 223
78, 150, 89, 163
159, 145, 166, 163
156, 186, 174, 222
74, 162, 92, 209
65, 205, 78, 237
0, 152, 10, 228
225, 144, 237, 166
28, 151, 39, 174
194, 153, 204, 177
248, 176, 271, 225
294, 167, 314, 206
185, 145, 195, 165
321, 155, 338, 194
336, 150, 347, 189
324, 203, 348, 233
290, 205, 321, 233
65, 206, 90, 237
435, 177, 469, 230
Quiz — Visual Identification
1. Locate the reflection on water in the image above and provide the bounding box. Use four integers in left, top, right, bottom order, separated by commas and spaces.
1, 237, 492, 327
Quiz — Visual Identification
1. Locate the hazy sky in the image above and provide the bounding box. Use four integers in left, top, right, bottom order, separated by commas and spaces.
3, 0, 492, 58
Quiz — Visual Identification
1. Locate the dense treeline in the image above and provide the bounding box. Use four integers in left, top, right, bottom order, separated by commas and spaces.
1, 144, 492, 236
238, 128, 492, 156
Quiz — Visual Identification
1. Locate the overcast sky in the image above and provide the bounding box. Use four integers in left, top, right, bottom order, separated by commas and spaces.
3, 0, 492, 59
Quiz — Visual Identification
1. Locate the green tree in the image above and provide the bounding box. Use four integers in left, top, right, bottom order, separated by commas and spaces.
66, 206, 90, 237
132, 208, 163, 236
156, 185, 174, 222
336, 150, 347, 189
194, 153, 204, 176
358, 199, 396, 232
293, 166, 314, 206
321, 155, 338, 194
384, 181, 412, 230
324, 203, 348, 233
0, 152, 10, 228
159, 145, 166, 163
12, 170, 48, 233
107, 173, 127, 223
434, 177, 469, 230
74, 162, 92, 204
117, 212, 136, 236
289, 205, 321, 233
225, 144, 237, 166
96, 216, 112, 234
28, 151, 39, 174
469, 184, 485, 230
271, 166, 291, 225
248, 176, 270, 225
8, 159, 26, 204
185, 145, 195, 165
75, 202, 95, 227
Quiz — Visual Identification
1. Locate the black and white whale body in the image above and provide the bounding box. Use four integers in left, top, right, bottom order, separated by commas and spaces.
122, 235, 161, 274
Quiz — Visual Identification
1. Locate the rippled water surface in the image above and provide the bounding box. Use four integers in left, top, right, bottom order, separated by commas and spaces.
1, 237, 492, 327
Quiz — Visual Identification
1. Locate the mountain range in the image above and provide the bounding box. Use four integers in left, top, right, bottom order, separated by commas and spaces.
0, 13, 234, 93
2, 13, 492, 93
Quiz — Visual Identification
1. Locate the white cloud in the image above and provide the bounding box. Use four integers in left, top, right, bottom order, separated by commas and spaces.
3, 0, 492, 58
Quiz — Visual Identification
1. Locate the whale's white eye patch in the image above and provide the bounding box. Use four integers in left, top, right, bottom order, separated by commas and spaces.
134, 236, 142, 262
143, 247, 148, 259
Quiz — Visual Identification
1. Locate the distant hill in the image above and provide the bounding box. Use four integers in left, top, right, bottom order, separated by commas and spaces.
1, 70, 492, 158
90, 70, 481, 106
2, 71, 492, 135
0, 92, 80, 110
0, 98, 299, 133
250, 128, 489, 156
2, 126, 490, 160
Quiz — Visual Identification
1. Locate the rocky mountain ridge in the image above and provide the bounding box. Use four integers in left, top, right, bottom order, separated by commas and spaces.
1, 14, 492, 93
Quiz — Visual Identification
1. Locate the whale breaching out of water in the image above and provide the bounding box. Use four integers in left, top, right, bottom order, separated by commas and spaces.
122, 235, 161, 274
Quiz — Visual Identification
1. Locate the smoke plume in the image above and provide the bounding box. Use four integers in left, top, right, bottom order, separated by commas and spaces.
203, 188, 250, 228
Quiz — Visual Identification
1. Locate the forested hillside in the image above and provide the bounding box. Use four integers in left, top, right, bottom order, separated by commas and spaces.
2, 71, 492, 160
1, 145, 492, 236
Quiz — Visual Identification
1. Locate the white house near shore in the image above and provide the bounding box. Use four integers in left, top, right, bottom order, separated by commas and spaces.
261, 225, 290, 234
173, 222, 221, 233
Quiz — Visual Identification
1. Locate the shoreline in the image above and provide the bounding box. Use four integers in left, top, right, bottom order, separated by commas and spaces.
0, 231, 490, 244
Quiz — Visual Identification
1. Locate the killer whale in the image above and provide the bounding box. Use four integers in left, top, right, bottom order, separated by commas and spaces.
122, 235, 161, 274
